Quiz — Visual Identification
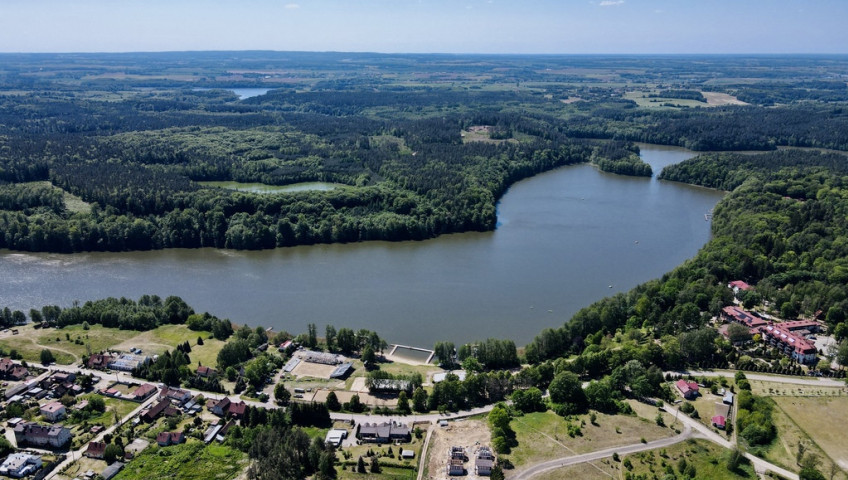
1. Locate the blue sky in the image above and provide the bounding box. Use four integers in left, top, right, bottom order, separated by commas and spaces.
1, 0, 846, 54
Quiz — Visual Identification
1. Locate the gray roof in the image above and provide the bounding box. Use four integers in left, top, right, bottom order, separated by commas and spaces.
102, 461, 125, 480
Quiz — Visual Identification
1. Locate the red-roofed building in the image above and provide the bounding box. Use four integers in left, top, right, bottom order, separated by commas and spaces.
722, 306, 768, 329
728, 280, 752, 293
228, 401, 247, 419
39, 401, 66, 422
159, 387, 192, 405
759, 324, 818, 364
132, 383, 157, 401
712, 415, 726, 429
84, 441, 107, 459
196, 366, 217, 378
87, 353, 115, 370
675, 380, 700, 400
156, 431, 185, 447
0, 357, 15, 377
141, 399, 170, 423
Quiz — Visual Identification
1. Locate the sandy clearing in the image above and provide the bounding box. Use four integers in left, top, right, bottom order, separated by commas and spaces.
426, 419, 492, 480
702, 91, 748, 106
290, 360, 336, 379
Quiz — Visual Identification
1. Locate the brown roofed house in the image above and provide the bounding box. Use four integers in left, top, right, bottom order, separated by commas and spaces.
84, 441, 107, 459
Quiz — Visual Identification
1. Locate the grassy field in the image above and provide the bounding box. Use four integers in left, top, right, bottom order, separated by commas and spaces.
623, 439, 756, 480
748, 379, 846, 397
114, 441, 246, 480
623, 90, 708, 109
0, 323, 223, 368
768, 396, 848, 479
505, 408, 675, 471
337, 465, 417, 480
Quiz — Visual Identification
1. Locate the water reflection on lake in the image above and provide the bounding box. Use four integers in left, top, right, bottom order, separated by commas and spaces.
0, 145, 724, 346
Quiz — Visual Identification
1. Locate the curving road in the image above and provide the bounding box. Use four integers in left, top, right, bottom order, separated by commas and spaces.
510, 424, 693, 480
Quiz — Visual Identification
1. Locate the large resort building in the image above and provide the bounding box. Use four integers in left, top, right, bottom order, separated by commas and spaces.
721, 305, 822, 364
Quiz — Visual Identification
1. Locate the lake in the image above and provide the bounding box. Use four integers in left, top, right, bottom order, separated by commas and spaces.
192, 88, 271, 100
0, 145, 724, 346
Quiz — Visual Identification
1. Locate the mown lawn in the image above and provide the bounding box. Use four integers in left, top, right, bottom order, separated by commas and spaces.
114, 441, 246, 480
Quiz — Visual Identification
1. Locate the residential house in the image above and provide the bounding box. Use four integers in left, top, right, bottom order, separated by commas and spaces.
712, 415, 726, 430
450, 446, 467, 461
228, 400, 247, 419
160, 387, 192, 405
0, 453, 42, 478
50, 372, 76, 384
40, 401, 66, 422
87, 353, 115, 370
675, 380, 700, 400
156, 431, 186, 447
447, 451, 465, 477
13, 422, 72, 448
0, 357, 15, 377
141, 399, 171, 423
357, 421, 411, 443
210, 397, 231, 416
10, 365, 28, 381
84, 441, 107, 459
196, 365, 217, 378
727, 280, 752, 294
475, 447, 495, 476
132, 383, 158, 401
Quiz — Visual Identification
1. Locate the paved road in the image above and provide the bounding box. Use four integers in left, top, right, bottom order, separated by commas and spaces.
46, 394, 159, 480
329, 404, 496, 425
662, 403, 799, 480
509, 424, 693, 480
669, 369, 846, 388
29, 362, 824, 480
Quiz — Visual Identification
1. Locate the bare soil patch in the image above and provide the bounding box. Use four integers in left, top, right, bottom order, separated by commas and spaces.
426, 419, 492, 480
291, 361, 337, 379
702, 91, 748, 106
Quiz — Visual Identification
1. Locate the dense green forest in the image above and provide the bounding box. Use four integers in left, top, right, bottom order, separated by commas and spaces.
1, 53, 847, 252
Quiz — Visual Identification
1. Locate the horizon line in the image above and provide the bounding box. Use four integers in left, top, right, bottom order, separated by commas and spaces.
1, 49, 848, 57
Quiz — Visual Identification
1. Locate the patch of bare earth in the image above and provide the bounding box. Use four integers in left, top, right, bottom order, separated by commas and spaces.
702, 91, 748, 106
426, 419, 492, 480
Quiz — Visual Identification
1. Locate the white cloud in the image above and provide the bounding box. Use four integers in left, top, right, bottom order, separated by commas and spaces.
599, 0, 625, 6
285, 3, 300, 9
